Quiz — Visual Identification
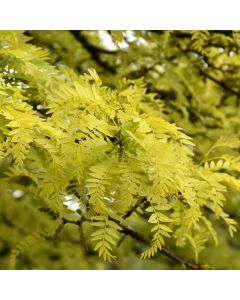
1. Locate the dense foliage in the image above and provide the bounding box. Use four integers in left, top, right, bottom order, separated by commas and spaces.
0, 30, 239, 270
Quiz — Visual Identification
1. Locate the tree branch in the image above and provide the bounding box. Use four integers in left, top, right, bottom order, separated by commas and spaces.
70, 30, 117, 74
39, 207, 200, 270
118, 221, 200, 270
199, 69, 240, 99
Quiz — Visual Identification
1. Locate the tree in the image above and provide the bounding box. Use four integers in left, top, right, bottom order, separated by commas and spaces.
0, 30, 239, 270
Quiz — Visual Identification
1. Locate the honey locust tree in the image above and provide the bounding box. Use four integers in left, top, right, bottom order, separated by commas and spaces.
0, 30, 240, 270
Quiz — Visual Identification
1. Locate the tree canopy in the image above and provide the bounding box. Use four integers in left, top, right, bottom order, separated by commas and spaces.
0, 30, 240, 270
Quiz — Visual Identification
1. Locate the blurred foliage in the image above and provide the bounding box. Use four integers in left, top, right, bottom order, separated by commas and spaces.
0, 30, 240, 270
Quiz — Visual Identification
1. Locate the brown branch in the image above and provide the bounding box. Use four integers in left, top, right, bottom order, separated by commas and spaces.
199, 69, 240, 99
70, 30, 117, 74
108, 215, 200, 270
70, 30, 118, 54
175, 45, 240, 106
39, 207, 200, 269
122, 197, 146, 219
119, 222, 199, 269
